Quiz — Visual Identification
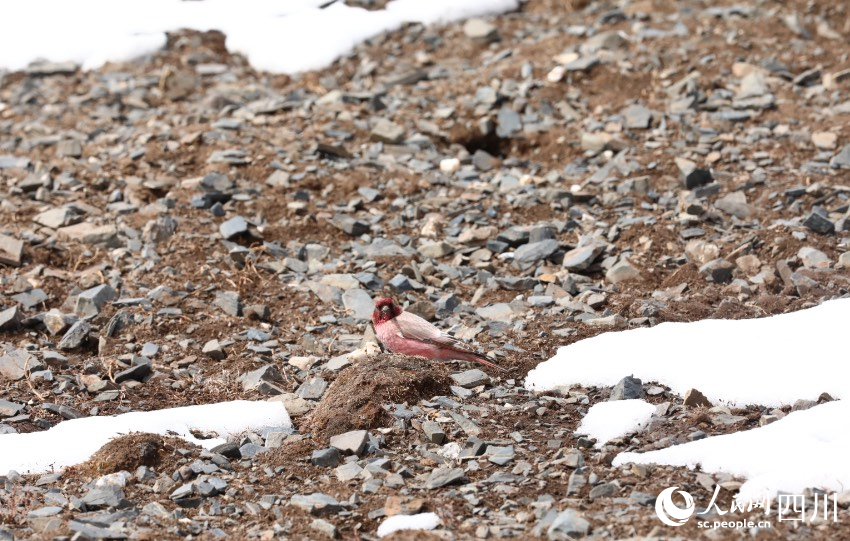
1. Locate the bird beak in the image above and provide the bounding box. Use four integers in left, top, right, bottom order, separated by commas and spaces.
380, 305, 391, 314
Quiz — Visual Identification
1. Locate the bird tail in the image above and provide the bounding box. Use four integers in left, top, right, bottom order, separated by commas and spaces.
465, 350, 509, 372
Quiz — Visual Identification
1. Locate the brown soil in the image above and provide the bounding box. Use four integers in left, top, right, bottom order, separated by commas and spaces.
71, 433, 199, 478
308, 355, 452, 442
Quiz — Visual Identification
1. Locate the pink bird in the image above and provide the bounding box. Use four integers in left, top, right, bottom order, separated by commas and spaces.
371, 297, 507, 372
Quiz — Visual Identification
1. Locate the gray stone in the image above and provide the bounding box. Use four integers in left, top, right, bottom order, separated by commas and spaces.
58, 320, 91, 350
496, 107, 522, 137
34, 207, 76, 229
239, 365, 284, 394
422, 421, 446, 444
0, 234, 23, 266
82, 486, 126, 509
426, 467, 467, 489
623, 104, 652, 129
605, 260, 641, 284
498, 227, 530, 247
0, 155, 30, 169
26, 60, 78, 75
0, 400, 24, 417
331, 214, 370, 236
497, 276, 536, 291
463, 18, 498, 42
342, 288, 374, 320
803, 209, 835, 234
202, 339, 225, 360
514, 239, 560, 265
68, 521, 127, 540
418, 240, 454, 258
297, 377, 328, 400
330, 430, 368, 455
798, 247, 830, 269
290, 493, 343, 515
0, 306, 23, 332
610, 376, 644, 401
370, 118, 405, 144
476, 303, 514, 320
335, 462, 363, 482
831, 144, 850, 168
238, 443, 266, 458
219, 216, 249, 240
75, 284, 117, 318
114, 357, 152, 383
699, 258, 735, 283
11, 288, 48, 309
27, 505, 63, 518
472, 149, 496, 171
140, 216, 177, 245
564, 55, 599, 72
311, 448, 342, 468
435, 294, 460, 317
715, 191, 752, 218
389, 274, 417, 292
169, 482, 195, 500
356, 272, 383, 290
321, 274, 360, 290
589, 482, 618, 500
448, 410, 481, 436
486, 444, 515, 466
567, 471, 586, 496
214, 290, 242, 316
562, 244, 604, 271
57, 222, 118, 244
451, 369, 490, 388
675, 158, 713, 189
208, 149, 249, 165
563, 449, 585, 468
548, 509, 590, 540
311, 518, 338, 539
57, 139, 83, 158
737, 72, 769, 98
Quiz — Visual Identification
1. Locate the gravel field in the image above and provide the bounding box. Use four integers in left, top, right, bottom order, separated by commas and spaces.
1, 0, 850, 539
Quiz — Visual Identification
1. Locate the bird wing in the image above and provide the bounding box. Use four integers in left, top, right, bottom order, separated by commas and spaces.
395, 310, 477, 353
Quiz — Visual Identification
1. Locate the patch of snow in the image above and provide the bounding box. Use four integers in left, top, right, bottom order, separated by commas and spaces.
377, 512, 441, 538
525, 298, 850, 408
0, 400, 290, 474
614, 400, 850, 502
0, 0, 518, 73
576, 399, 656, 447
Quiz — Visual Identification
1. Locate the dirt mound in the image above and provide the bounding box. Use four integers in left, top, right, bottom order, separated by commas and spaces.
74, 433, 197, 477
308, 355, 451, 442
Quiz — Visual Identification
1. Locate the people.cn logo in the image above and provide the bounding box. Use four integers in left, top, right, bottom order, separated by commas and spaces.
655, 487, 696, 527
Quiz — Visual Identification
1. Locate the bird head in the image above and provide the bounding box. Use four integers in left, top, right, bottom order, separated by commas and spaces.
373, 297, 401, 324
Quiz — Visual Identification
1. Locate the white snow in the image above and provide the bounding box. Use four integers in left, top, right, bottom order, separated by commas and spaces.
576, 399, 656, 447
0, 400, 290, 474
377, 512, 441, 538
525, 297, 850, 408
525, 297, 850, 500
0, 0, 518, 73
614, 400, 850, 502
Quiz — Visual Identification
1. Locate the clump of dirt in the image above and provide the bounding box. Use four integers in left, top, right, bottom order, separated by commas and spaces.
308, 355, 451, 442
73, 433, 197, 477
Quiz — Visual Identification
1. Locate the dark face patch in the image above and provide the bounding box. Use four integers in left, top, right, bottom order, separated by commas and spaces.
372, 297, 401, 324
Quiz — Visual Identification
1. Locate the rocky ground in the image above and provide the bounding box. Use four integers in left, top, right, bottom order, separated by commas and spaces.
2, 0, 850, 539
